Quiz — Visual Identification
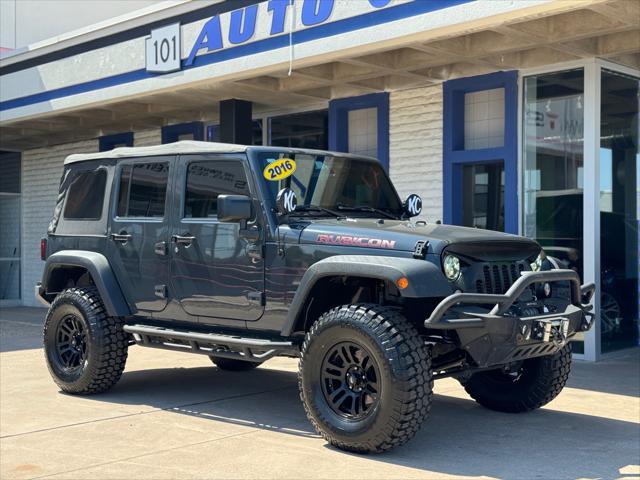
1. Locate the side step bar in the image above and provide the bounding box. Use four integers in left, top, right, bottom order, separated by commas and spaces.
124, 324, 299, 363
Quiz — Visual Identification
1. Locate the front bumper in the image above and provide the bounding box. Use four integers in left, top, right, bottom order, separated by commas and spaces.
424, 269, 595, 368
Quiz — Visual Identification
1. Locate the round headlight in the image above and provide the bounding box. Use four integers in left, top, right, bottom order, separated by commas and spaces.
530, 252, 543, 272
443, 254, 461, 281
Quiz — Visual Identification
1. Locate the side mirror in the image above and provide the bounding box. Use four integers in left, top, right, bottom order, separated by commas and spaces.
403, 194, 422, 217
217, 195, 252, 222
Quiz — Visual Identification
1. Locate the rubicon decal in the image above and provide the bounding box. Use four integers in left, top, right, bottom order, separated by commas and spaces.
316, 234, 396, 249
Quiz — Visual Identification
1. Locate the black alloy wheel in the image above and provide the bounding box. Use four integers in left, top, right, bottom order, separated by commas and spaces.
44, 287, 128, 394
320, 341, 381, 420
299, 304, 433, 453
53, 314, 88, 372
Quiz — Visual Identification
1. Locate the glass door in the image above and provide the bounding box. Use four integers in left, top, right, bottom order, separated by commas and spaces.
599, 68, 639, 352
522, 69, 585, 353
0, 152, 21, 305
461, 162, 505, 231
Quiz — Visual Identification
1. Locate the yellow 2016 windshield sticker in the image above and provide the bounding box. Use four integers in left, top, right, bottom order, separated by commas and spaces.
263, 158, 296, 181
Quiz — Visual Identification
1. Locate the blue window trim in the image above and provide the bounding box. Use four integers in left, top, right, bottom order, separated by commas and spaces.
328, 92, 390, 171
98, 132, 133, 152
161, 121, 204, 144
443, 70, 518, 233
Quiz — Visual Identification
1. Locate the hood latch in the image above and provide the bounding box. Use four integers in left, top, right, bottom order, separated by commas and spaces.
413, 240, 429, 259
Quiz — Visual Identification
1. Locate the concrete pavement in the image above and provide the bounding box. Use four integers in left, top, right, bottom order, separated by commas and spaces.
1, 307, 639, 480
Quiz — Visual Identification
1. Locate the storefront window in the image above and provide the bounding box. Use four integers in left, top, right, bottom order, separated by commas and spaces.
523, 69, 585, 353
464, 88, 505, 149
461, 162, 505, 231
270, 110, 328, 149
348, 107, 378, 157
0, 152, 21, 302
599, 69, 639, 352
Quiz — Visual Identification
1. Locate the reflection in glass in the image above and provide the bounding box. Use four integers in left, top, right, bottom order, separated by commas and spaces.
523, 69, 585, 352
461, 162, 505, 231
270, 110, 328, 149
0, 152, 21, 301
599, 69, 639, 352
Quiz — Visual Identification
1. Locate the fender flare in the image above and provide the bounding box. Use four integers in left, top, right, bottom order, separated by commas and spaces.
280, 255, 453, 336
40, 250, 131, 317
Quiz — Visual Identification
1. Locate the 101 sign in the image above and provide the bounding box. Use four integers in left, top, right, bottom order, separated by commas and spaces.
146, 23, 181, 73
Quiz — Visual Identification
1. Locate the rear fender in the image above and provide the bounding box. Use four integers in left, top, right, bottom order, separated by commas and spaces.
40, 250, 131, 317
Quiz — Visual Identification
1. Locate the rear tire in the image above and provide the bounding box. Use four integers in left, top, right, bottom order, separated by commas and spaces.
43, 287, 128, 394
209, 356, 261, 371
462, 344, 571, 413
299, 304, 433, 453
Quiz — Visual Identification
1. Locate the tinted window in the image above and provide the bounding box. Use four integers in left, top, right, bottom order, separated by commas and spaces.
270, 110, 328, 149
184, 161, 249, 218
117, 162, 169, 217
63, 169, 107, 220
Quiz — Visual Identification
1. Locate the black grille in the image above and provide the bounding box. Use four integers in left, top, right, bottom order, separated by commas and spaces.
475, 263, 523, 294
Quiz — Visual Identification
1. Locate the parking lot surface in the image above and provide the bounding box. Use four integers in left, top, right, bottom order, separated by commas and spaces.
1, 307, 639, 480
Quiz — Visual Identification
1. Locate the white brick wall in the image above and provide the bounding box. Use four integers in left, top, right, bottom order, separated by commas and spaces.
21, 140, 98, 306
19, 129, 163, 305
134, 128, 161, 147
389, 84, 443, 223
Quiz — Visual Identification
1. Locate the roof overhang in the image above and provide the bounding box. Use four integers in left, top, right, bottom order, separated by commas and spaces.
1, 0, 638, 150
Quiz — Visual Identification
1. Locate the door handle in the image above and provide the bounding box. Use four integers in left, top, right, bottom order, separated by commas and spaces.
111, 233, 132, 243
172, 234, 195, 245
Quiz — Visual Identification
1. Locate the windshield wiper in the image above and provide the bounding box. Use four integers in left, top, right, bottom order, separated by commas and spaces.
291, 205, 344, 218
335, 204, 399, 220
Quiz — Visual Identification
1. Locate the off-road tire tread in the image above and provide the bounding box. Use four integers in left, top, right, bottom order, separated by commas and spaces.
463, 344, 571, 413
44, 287, 128, 394
299, 304, 433, 453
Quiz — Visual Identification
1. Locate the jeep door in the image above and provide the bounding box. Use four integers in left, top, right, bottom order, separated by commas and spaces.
169, 155, 265, 323
107, 156, 173, 313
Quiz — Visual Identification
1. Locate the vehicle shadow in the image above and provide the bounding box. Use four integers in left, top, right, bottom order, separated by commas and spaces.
87, 364, 638, 480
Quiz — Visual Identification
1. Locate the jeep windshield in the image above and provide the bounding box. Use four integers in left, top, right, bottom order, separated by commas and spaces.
256, 152, 404, 219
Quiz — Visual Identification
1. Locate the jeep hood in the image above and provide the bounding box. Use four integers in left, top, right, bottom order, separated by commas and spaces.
296, 218, 541, 261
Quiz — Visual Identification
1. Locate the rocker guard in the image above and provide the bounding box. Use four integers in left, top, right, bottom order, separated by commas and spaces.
423, 269, 596, 368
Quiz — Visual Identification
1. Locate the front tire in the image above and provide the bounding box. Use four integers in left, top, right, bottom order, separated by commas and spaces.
43, 287, 128, 394
299, 304, 433, 453
462, 344, 572, 413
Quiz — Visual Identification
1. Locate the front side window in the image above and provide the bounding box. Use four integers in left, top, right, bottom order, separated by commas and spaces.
184, 161, 250, 219
258, 152, 403, 217
63, 169, 107, 220
117, 162, 169, 218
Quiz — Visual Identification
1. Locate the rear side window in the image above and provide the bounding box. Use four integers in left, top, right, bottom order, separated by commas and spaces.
184, 161, 250, 218
63, 169, 107, 220
117, 162, 169, 217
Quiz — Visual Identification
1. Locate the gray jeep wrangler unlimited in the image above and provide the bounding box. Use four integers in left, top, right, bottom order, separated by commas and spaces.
38, 141, 595, 453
